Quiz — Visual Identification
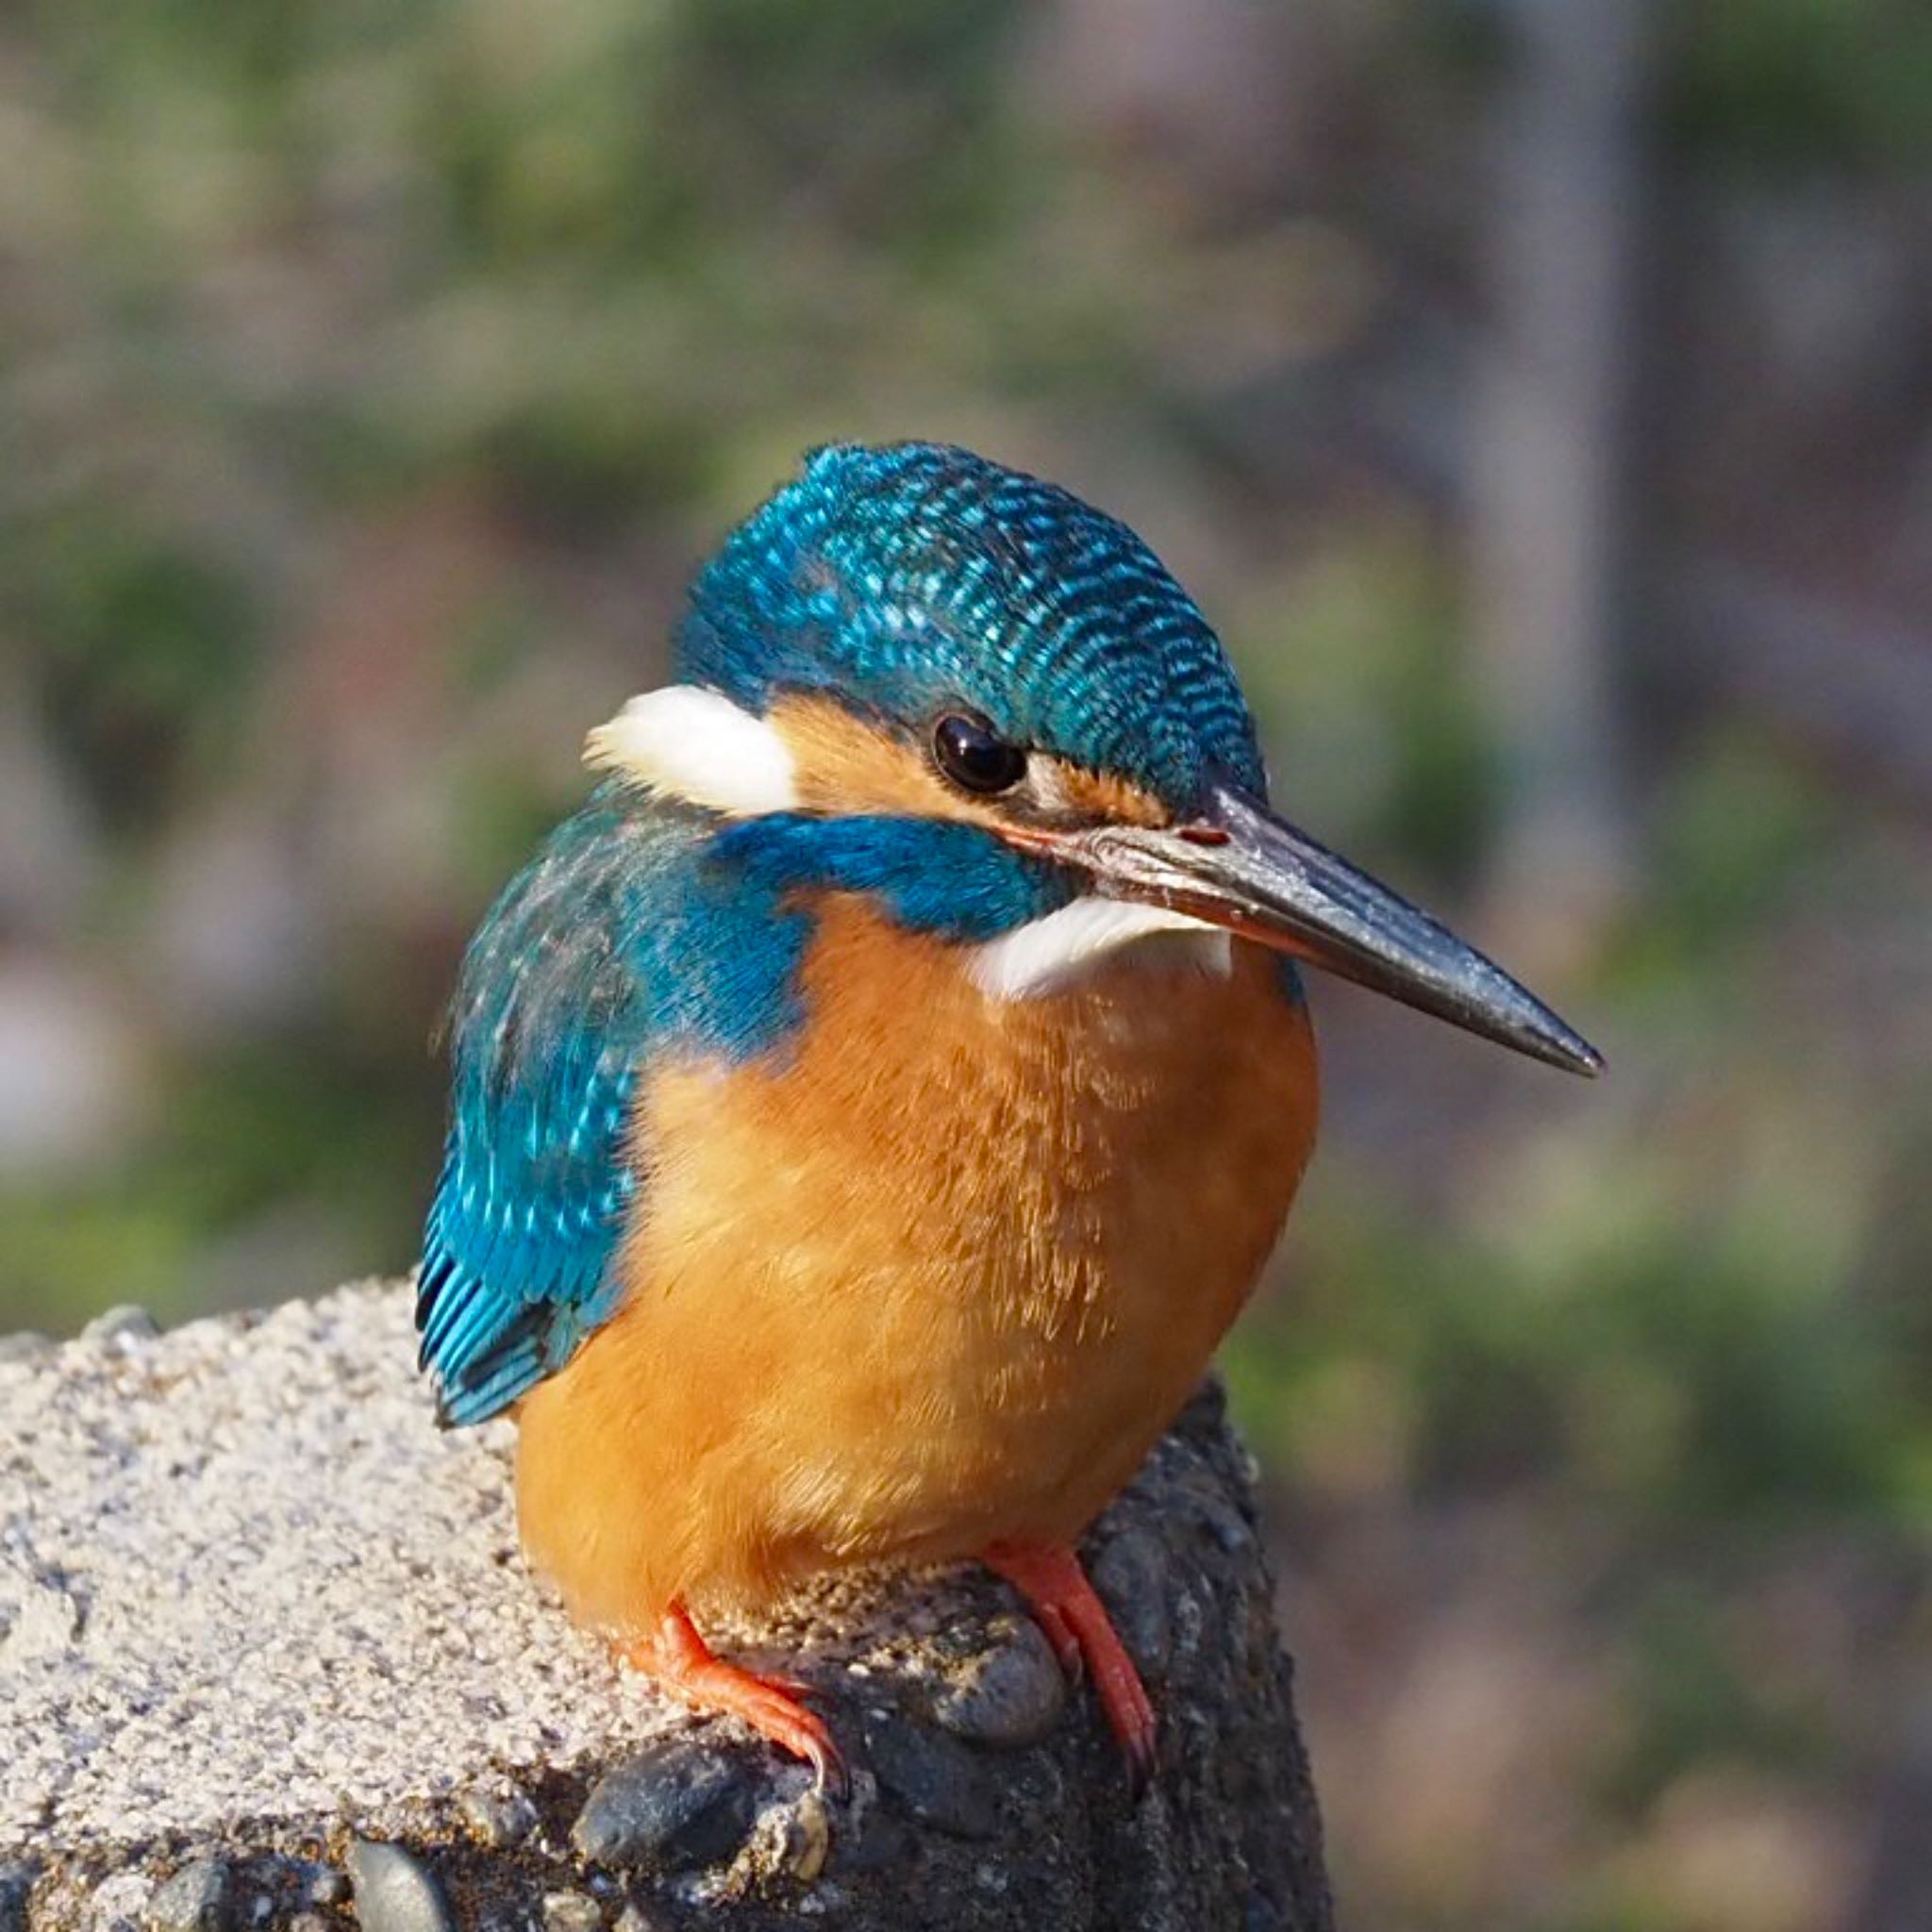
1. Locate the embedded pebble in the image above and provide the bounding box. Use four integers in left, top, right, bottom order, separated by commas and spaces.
1091, 1529, 1174, 1682
0, 1865, 32, 1932
147, 1855, 230, 1932
307, 1866, 350, 1907
610, 1907, 678, 1932
458, 1787, 540, 1849
862, 1710, 997, 1840
5, 1578, 83, 1660
833, 1803, 915, 1874
541, 1890, 604, 1932
346, 1840, 454, 1932
572, 1740, 755, 1872
1172, 1472, 1253, 1555
931, 1619, 1066, 1748
782, 1789, 831, 1883
1244, 1890, 1286, 1932
81, 1304, 159, 1345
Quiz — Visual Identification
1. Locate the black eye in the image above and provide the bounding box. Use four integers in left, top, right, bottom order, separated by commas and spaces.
932, 713, 1027, 795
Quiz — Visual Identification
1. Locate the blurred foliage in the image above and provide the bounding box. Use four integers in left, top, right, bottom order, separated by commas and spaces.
4, 3, 1928, 1929
1665, 0, 1932, 165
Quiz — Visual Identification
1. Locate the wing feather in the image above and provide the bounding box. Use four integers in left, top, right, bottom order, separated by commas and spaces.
416, 793, 663, 1425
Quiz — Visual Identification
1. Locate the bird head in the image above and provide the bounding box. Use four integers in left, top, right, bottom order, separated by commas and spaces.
587, 441, 1600, 1075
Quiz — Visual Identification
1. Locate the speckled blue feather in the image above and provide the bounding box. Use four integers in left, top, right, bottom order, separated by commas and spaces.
679, 442, 1265, 809
420, 791, 705, 1425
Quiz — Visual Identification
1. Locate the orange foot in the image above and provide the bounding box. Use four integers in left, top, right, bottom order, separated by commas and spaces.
982, 1540, 1157, 1795
624, 1600, 848, 1798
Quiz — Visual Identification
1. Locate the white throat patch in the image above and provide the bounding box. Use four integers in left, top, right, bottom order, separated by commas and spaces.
970, 898, 1232, 1001
584, 687, 798, 816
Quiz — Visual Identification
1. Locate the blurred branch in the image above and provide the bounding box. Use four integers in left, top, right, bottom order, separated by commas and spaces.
0, 659, 99, 939
1468, 0, 1649, 969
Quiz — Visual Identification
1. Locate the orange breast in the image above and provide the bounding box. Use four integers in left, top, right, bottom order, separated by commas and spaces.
515, 900, 1318, 1632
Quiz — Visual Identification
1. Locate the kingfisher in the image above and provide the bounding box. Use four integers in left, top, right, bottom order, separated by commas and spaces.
416, 441, 1599, 1797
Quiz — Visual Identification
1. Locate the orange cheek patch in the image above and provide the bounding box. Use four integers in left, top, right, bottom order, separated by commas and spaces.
766, 692, 1170, 831
767, 694, 1000, 826
1041, 761, 1169, 827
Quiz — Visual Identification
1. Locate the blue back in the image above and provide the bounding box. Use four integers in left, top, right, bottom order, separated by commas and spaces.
679, 442, 1265, 809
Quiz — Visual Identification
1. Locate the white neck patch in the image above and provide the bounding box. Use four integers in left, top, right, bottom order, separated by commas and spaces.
970, 898, 1232, 1001
584, 687, 798, 816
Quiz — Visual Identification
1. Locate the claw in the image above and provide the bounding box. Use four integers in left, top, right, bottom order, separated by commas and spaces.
981, 1541, 1157, 1795
625, 1603, 850, 1800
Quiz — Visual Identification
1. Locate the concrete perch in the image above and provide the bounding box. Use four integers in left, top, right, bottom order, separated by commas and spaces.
0, 1284, 1333, 1931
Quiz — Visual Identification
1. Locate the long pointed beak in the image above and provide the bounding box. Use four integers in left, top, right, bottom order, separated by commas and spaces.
1060, 776, 1603, 1076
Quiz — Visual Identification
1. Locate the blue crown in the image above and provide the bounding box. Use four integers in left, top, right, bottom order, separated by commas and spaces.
676, 442, 1264, 808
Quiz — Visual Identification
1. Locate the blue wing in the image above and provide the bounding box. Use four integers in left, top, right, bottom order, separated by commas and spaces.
417, 792, 666, 1426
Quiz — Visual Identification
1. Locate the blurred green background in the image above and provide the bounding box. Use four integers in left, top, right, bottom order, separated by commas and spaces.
4, 3, 1929, 1926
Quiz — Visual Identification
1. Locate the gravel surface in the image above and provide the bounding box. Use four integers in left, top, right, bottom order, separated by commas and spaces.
0, 1283, 1333, 1931
0, 1283, 681, 1849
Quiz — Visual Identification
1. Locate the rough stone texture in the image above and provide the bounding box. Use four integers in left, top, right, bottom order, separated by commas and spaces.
144, 1856, 231, 1932
0, 1284, 1332, 1930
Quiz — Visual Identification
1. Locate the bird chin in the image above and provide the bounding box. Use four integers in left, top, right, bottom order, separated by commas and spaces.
967, 898, 1233, 1002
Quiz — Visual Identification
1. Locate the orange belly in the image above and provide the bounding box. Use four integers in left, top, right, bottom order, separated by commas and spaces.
515, 899, 1318, 1633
